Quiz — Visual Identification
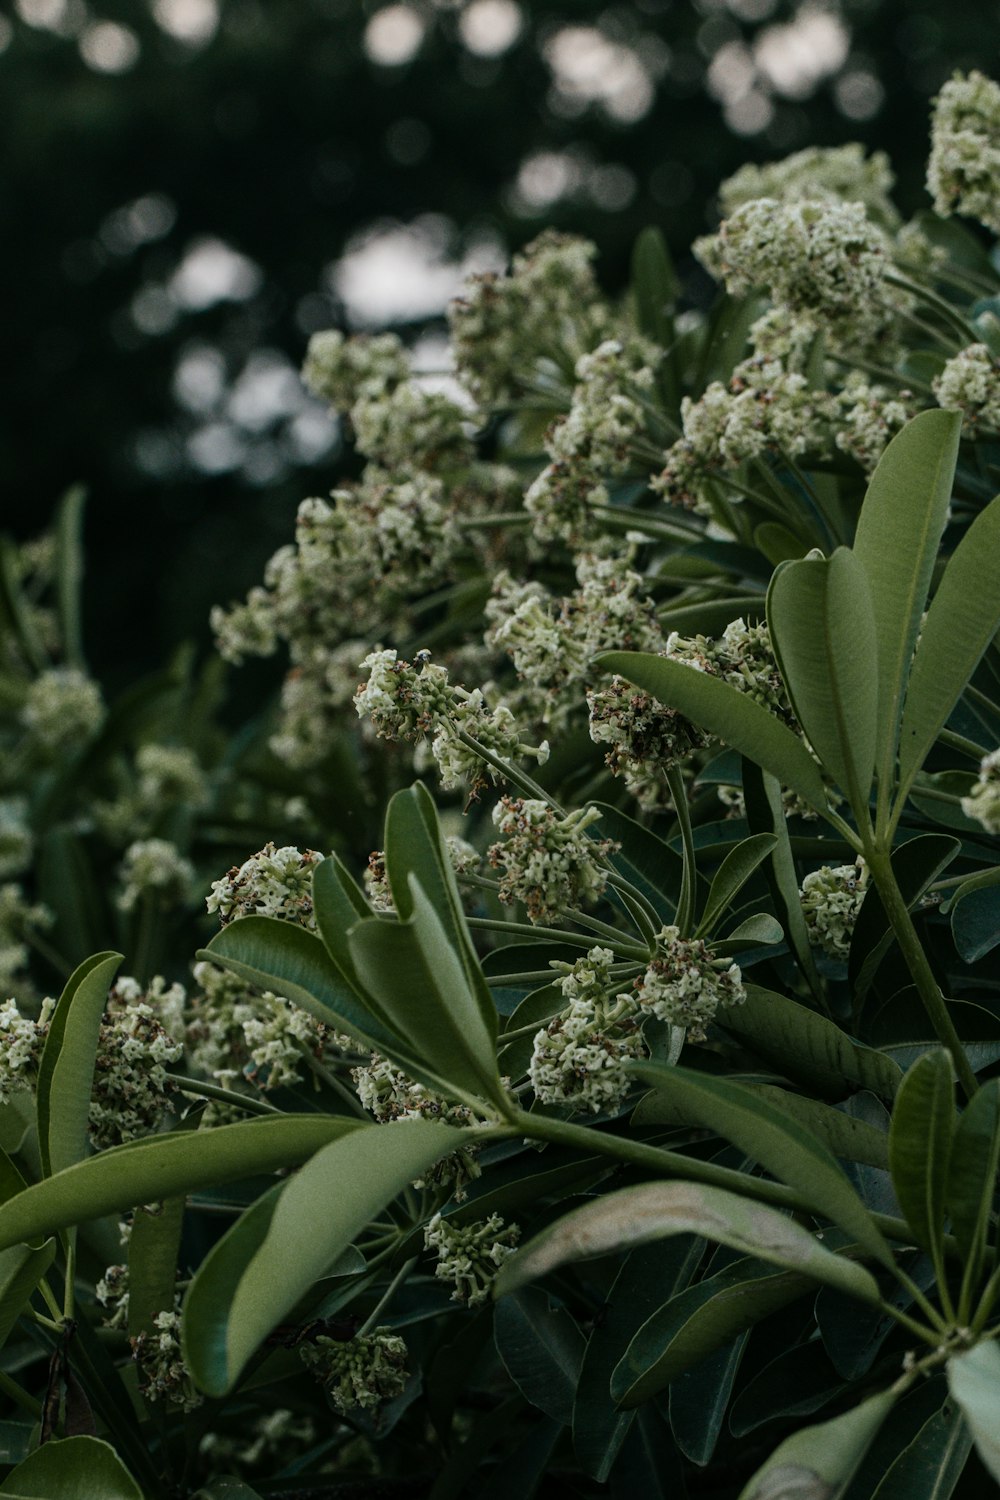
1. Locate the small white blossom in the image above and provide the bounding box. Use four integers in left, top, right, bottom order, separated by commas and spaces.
299, 1328, 409, 1414
927, 71, 1000, 234
423, 1212, 521, 1307
89, 1002, 183, 1148
117, 839, 195, 914
207, 843, 324, 929
835, 375, 917, 471
302, 328, 409, 408
933, 344, 1000, 432
634, 927, 745, 1041
131, 1309, 203, 1412
588, 676, 712, 810
799, 860, 868, 959
0, 996, 53, 1105
21, 668, 104, 751
961, 750, 1000, 835
718, 144, 899, 229
529, 947, 643, 1113
488, 798, 617, 923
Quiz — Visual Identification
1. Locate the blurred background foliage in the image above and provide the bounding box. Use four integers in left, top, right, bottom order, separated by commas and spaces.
5, 0, 998, 684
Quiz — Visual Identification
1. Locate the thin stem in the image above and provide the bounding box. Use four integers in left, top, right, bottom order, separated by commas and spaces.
296, 1045, 368, 1119
866, 850, 978, 1100
666, 765, 696, 937
38, 1277, 63, 1323
603, 872, 661, 952
880, 1301, 947, 1348
0, 1369, 42, 1419
465, 915, 647, 961
358, 1257, 418, 1338
826, 351, 933, 395
970, 1263, 1000, 1336
456, 732, 562, 812
458, 512, 531, 530
886, 273, 980, 346
938, 728, 989, 761
893, 1266, 951, 1335
63, 1236, 75, 1321
167, 1073, 282, 1116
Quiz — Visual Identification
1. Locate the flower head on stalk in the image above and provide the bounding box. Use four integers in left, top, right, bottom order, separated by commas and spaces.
961, 750, 1000, 835
488, 798, 617, 923
799, 859, 869, 958
299, 1328, 409, 1414
529, 947, 644, 1114
424, 1212, 521, 1306
927, 71, 1000, 235
634, 927, 745, 1041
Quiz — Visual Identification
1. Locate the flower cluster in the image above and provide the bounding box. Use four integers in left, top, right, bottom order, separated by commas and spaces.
355, 648, 548, 796
835, 375, 917, 471
423, 1212, 521, 1307
0, 797, 32, 880
353, 1052, 470, 1126
0, 995, 53, 1104
299, 1328, 409, 1414
131, 1309, 204, 1412
207, 843, 324, 928
717, 143, 900, 228
961, 750, 1000, 835
529, 947, 643, 1114
117, 839, 195, 914
634, 927, 745, 1041
927, 71, 1000, 234
488, 798, 617, 923
96, 744, 210, 843
89, 1000, 183, 1148
0, 884, 53, 995
21, 667, 104, 752
799, 861, 869, 959
933, 344, 1000, 432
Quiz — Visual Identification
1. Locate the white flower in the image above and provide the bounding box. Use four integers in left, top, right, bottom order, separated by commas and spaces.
423, 1212, 521, 1307
718, 144, 899, 229
299, 1328, 409, 1414
927, 71, 1000, 234
206, 842, 324, 929
961, 750, 1000, 835
131, 1309, 203, 1412
799, 860, 868, 958
301, 328, 409, 408
117, 839, 195, 914
528, 947, 643, 1113
634, 927, 745, 1041
488, 798, 616, 923
933, 344, 1000, 432
21, 668, 104, 751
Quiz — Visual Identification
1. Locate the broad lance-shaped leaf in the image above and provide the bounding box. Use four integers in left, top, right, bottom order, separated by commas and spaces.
494, 1287, 585, 1427
0, 1435, 143, 1498
766, 547, 878, 825
35, 950, 122, 1177
947, 1340, 1000, 1482
852, 408, 961, 801
946, 1079, 1000, 1288
0, 1241, 57, 1352
596, 650, 830, 815
629, 1062, 893, 1266
899, 491, 1000, 799
742, 760, 824, 998
737, 1388, 896, 1500
347, 879, 504, 1109
494, 1181, 880, 1305
184, 1120, 486, 1396
870, 1401, 972, 1500
695, 832, 777, 939
0, 1117, 358, 1251
888, 1048, 955, 1262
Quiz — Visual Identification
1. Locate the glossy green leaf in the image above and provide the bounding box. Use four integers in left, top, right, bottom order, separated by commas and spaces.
712, 912, 784, 955
634, 1083, 889, 1168
184, 1119, 483, 1395
669, 1327, 746, 1465
54, 484, 87, 671
852, 409, 961, 801
767, 547, 878, 821
0, 1436, 142, 1498
738, 1388, 896, 1499
742, 761, 824, 997
348, 881, 503, 1107
573, 1237, 701, 1481
899, 492, 1000, 797
888, 1049, 955, 1259
696, 833, 777, 938
940, 864, 1000, 917
311, 852, 370, 989
0, 1240, 56, 1351
870, 1401, 972, 1500
590, 802, 683, 920
495, 1181, 880, 1308
629, 1062, 892, 1265
35, 950, 122, 1177
0, 1116, 356, 1251
607, 1407, 687, 1498
631, 226, 678, 345
721, 984, 902, 1100
947, 1079, 1000, 1287
199, 916, 393, 1055
947, 1340, 1000, 1481
494, 1286, 584, 1426
952, 883, 1000, 963
127, 1197, 184, 1339
730, 1339, 847, 1438
596, 651, 830, 815
611, 1256, 814, 1408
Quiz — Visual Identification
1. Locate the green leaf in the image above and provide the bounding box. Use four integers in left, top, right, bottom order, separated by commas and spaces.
634, 1084, 889, 1169
494, 1286, 584, 1426
0, 539, 48, 673
184, 1119, 484, 1395
0, 1117, 356, 1251
597, 651, 830, 815
899, 492, 1000, 798
852, 409, 961, 804
0, 1241, 57, 1351
712, 912, 784, 955
888, 1049, 955, 1260
199, 917, 396, 1055
311, 853, 370, 990
730, 1340, 847, 1438
738, 1388, 896, 1499
952, 883, 1000, 963
766, 547, 879, 823
36, 950, 122, 1177
38, 828, 103, 965
721, 984, 902, 1100
631, 226, 678, 345
695, 833, 777, 939
590, 802, 682, 920
54, 484, 87, 671
669, 1327, 746, 1465
870, 1401, 972, 1500
946, 1079, 1000, 1290
0, 1436, 142, 1498
742, 761, 824, 997
127, 1198, 185, 1339
611, 1255, 815, 1408
947, 1341, 1000, 1481
629, 1062, 893, 1266
347, 881, 503, 1108
573, 1237, 701, 1481
495, 1181, 880, 1309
